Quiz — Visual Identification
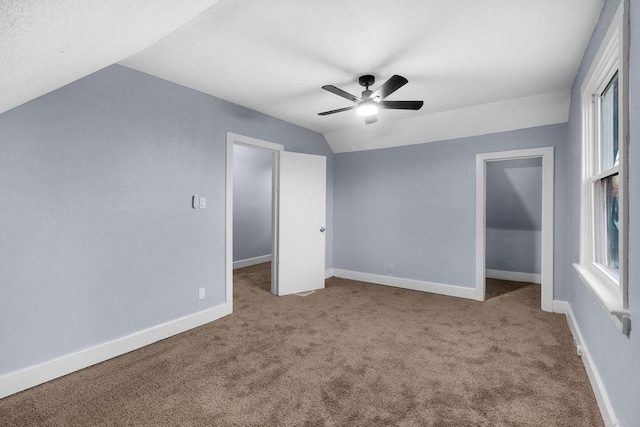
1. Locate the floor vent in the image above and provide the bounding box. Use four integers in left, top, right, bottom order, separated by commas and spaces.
295, 290, 316, 297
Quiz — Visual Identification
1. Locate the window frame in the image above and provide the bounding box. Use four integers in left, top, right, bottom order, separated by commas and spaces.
592, 72, 619, 281
574, 0, 630, 334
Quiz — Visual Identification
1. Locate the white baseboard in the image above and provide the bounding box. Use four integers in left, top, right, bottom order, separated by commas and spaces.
552, 300, 569, 314
332, 269, 476, 300
486, 269, 541, 284
0, 302, 232, 399
233, 254, 271, 269
325, 268, 334, 279
565, 304, 618, 427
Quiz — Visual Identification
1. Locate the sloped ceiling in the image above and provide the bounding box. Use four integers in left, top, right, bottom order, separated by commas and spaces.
0, 0, 222, 115
486, 158, 543, 230
2, 0, 603, 153
122, 0, 603, 152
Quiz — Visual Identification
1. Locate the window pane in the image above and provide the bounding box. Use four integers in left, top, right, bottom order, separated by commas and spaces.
595, 174, 619, 276
600, 72, 619, 171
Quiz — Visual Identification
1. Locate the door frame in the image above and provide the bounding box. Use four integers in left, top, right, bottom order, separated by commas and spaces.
475, 147, 554, 311
226, 132, 283, 306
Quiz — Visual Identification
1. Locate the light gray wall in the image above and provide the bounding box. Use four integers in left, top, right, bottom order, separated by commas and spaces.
486, 158, 542, 274
334, 123, 567, 291
233, 145, 272, 262
0, 64, 334, 375
486, 229, 540, 274
565, 0, 640, 424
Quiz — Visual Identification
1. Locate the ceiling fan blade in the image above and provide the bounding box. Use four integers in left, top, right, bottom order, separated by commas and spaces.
318, 105, 357, 116
365, 115, 378, 125
378, 100, 424, 110
322, 85, 363, 103
370, 75, 408, 100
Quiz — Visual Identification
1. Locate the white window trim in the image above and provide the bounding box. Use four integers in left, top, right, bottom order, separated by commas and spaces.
574, 1, 630, 334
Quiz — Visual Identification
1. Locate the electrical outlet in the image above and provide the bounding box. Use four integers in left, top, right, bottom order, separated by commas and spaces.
387, 263, 394, 274
198, 287, 205, 300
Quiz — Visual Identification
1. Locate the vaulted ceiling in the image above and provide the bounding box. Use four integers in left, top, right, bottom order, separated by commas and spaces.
0, 0, 221, 116
2, 0, 604, 153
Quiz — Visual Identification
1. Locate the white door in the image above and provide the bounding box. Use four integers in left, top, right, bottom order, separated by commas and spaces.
277, 151, 326, 296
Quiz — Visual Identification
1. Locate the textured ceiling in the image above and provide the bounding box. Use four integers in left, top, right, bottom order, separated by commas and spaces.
2, 0, 604, 153
122, 0, 604, 152
0, 0, 221, 115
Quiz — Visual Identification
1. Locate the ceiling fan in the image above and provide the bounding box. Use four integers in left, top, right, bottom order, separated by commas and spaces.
318, 74, 423, 124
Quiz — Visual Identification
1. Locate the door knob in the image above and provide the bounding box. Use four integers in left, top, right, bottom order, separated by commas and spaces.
320, 227, 326, 233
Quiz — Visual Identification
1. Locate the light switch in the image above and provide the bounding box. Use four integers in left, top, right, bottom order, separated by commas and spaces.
192, 195, 199, 209
199, 197, 207, 209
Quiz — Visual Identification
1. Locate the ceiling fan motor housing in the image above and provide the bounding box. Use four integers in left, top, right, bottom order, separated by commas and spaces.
362, 89, 373, 99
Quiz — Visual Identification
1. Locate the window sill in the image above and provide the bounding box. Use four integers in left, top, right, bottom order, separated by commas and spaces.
573, 263, 630, 334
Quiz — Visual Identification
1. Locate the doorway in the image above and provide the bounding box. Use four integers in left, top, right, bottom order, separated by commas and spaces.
226, 133, 282, 301
475, 147, 555, 311
232, 143, 276, 293
225, 132, 327, 308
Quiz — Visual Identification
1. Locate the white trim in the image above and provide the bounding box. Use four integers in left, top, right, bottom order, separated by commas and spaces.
226, 132, 284, 296
572, 263, 629, 333
552, 300, 568, 314
333, 269, 476, 300
564, 305, 619, 427
325, 268, 334, 279
233, 254, 272, 269
475, 147, 555, 311
577, 1, 629, 333
485, 269, 541, 284
0, 302, 232, 399
227, 132, 284, 152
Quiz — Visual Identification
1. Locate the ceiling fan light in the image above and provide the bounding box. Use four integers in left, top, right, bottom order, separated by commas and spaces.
356, 102, 378, 116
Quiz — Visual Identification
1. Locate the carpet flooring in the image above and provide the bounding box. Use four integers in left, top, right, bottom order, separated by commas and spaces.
0, 264, 602, 426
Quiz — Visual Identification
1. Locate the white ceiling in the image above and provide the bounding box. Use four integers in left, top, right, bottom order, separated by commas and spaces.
121, 0, 603, 152
0, 0, 221, 115
2, 0, 603, 153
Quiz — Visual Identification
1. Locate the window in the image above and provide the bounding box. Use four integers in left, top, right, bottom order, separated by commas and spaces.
575, 1, 629, 334
594, 72, 619, 279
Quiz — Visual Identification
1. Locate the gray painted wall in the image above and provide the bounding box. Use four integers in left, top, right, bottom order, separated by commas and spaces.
233, 145, 272, 262
0, 64, 334, 375
334, 123, 567, 292
565, 0, 640, 424
486, 229, 540, 274
486, 158, 542, 274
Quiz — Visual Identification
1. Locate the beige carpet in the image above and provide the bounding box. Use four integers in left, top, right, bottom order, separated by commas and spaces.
0, 264, 602, 426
